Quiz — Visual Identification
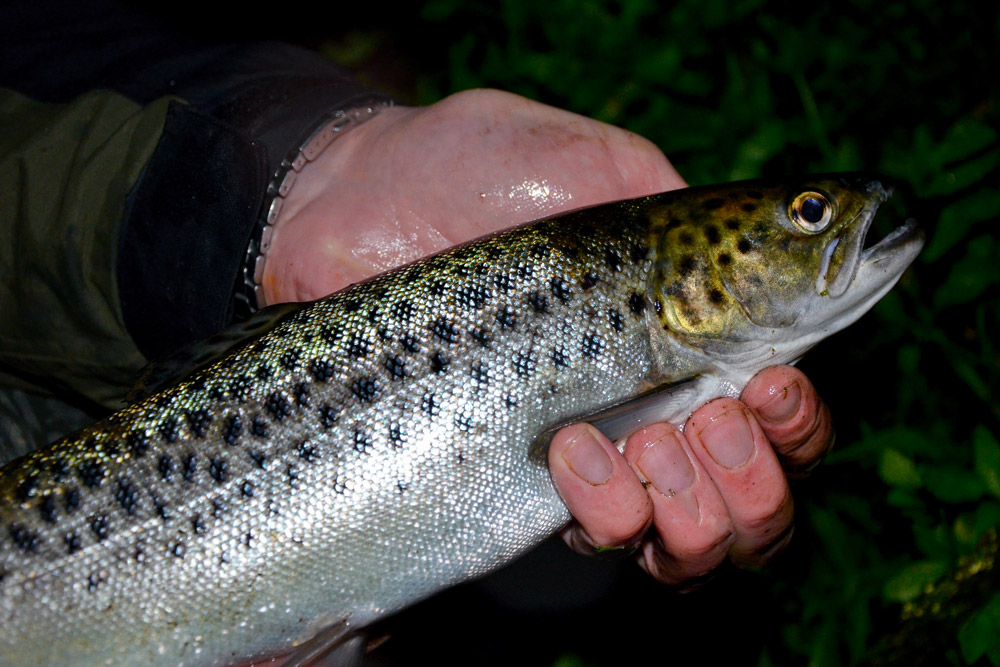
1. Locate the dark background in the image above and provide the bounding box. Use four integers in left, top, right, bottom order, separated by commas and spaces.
15, 1, 1000, 664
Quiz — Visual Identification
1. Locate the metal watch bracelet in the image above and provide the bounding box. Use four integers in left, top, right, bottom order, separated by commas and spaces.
235, 101, 393, 318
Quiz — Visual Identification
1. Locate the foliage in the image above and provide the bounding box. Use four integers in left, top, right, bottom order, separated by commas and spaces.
403, 0, 1000, 664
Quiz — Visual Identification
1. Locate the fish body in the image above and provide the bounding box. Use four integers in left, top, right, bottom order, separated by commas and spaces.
0, 175, 922, 665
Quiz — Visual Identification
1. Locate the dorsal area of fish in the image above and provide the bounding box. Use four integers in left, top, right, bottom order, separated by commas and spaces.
0, 174, 922, 665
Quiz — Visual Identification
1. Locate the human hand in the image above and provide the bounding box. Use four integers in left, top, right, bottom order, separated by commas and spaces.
263, 88, 830, 585
549, 365, 832, 585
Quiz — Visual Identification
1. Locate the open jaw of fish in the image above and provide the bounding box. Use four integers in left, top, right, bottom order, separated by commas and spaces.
0, 174, 922, 665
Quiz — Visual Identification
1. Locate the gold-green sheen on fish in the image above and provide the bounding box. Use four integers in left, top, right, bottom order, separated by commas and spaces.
0, 175, 922, 665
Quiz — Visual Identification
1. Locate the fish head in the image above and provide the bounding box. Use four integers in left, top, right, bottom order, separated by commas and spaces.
648, 174, 924, 369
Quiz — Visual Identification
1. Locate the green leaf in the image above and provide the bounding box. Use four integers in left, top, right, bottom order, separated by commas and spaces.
924, 187, 1000, 262
880, 448, 922, 488
975, 426, 1000, 498
932, 235, 1000, 309
922, 466, 987, 503
883, 560, 948, 602
959, 592, 1000, 665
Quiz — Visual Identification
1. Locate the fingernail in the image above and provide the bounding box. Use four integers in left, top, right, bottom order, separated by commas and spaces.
698, 408, 754, 468
636, 432, 695, 497
562, 425, 613, 485
756, 381, 801, 424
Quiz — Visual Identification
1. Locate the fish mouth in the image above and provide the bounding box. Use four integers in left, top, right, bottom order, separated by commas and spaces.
814, 183, 922, 300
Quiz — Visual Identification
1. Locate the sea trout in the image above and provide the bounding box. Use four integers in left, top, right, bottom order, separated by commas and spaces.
0, 174, 922, 665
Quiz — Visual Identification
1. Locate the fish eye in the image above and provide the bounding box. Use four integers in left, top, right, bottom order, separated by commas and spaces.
789, 191, 834, 233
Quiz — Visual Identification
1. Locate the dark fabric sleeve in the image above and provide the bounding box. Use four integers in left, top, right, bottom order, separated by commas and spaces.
1, 0, 394, 366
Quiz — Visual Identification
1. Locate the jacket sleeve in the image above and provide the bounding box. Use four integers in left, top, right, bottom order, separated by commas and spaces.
0, 1, 391, 408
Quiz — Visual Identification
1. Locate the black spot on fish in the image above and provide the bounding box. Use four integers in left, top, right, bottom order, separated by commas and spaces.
279, 349, 301, 370
321, 325, 342, 345
470, 363, 490, 387
182, 453, 198, 482
116, 481, 138, 515
431, 318, 461, 344
582, 333, 604, 359
429, 280, 447, 297
608, 308, 624, 332
718, 252, 732, 266
15, 475, 38, 502
186, 409, 211, 438
385, 355, 407, 379
493, 273, 514, 292
266, 393, 291, 421
319, 405, 338, 428
397, 481, 407, 494
241, 481, 255, 498
629, 292, 646, 315
400, 333, 421, 354
679, 232, 694, 246
126, 431, 150, 458
737, 238, 752, 254
90, 515, 109, 541
9, 523, 38, 552
255, 364, 273, 380
550, 278, 572, 303
457, 284, 490, 309
391, 300, 415, 321
515, 263, 533, 279
551, 346, 569, 369
709, 288, 725, 305
347, 334, 373, 359
367, 306, 382, 324
191, 514, 205, 534
505, 395, 518, 409
190, 376, 207, 392
64, 488, 80, 512
604, 248, 623, 272
172, 542, 185, 558
422, 393, 440, 416
223, 415, 242, 445
703, 198, 725, 210
298, 441, 318, 463
376, 326, 392, 342
528, 291, 548, 314
244, 531, 255, 548
429, 351, 449, 373
209, 457, 228, 483
212, 498, 226, 519
249, 451, 267, 469
704, 225, 721, 245
65, 532, 81, 554
208, 384, 226, 402
530, 242, 551, 258
455, 413, 474, 433
251, 417, 268, 438
351, 376, 381, 403
748, 190, 764, 199
158, 418, 179, 443
333, 477, 347, 494
742, 203, 757, 213
310, 359, 335, 382
343, 298, 362, 313
514, 350, 536, 378
158, 455, 174, 482
38, 496, 57, 523
229, 375, 252, 401
154, 496, 170, 521
49, 459, 69, 481
293, 383, 310, 407
389, 423, 405, 449
78, 460, 105, 489
354, 429, 371, 453
679, 256, 696, 277
285, 465, 300, 489
469, 326, 492, 347
580, 271, 599, 290
88, 572, 106, 592
495, 307, 516, 328
631, 243, 650, 263
725, 218, 741, 230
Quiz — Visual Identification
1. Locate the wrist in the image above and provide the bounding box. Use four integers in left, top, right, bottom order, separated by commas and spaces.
235, 100, 396, 315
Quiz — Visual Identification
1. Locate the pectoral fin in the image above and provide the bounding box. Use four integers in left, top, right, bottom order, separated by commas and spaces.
281, 617, 364, 667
